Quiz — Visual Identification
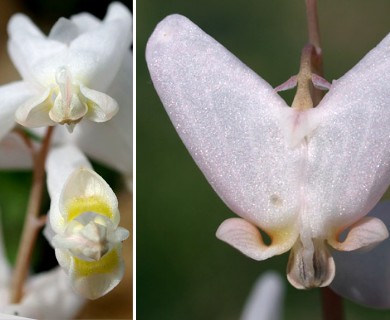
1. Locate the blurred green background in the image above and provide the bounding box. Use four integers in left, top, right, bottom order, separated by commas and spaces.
137, 1, 390, 319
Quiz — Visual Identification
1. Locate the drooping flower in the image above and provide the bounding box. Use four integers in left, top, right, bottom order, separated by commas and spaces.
146, 15, 390, 288
0, 2, 132, 133
45, 144, 129, 299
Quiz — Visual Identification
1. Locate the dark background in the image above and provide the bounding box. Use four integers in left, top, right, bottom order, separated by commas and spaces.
137, 1, 390, 319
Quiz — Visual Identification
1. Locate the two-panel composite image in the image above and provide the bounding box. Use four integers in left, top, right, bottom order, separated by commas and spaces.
0, 0, 390, 319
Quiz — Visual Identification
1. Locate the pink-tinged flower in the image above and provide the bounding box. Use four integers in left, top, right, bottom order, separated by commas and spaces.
0, 2, 132, 132
44, 145, 129, 299
146, 15, 390, 288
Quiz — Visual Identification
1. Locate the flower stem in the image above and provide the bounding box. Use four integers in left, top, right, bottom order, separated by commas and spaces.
304, 0, 344, 319
10, 126, 54, 303
321, 287, 344, 320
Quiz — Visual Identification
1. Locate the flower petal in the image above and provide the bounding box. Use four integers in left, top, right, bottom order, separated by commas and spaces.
68, 3, 132, 91
46, 145, 92, 233
48, 18, 80, 45
15, 87, 56, 128
147, 15, 301, 235
331, 201, 390, 308
329, 216, 388, 251
70, 51, 132, 175
0, 81, 38, 139
241, 272, 284, 320
60, 167, 119, 227
80, 85, 118, 122
7, 15, 66, 85
68, 244, 125, 300
216, 218, 297, 261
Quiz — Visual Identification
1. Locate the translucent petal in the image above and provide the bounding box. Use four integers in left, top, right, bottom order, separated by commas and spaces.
70, 52, 132, 175
80, 85, 118, 122
241, 272, 284, 320
0, 81, 38, 139
7, 15, 67, 85
68, 244, 125, 300
331, 201, 390, 308
68, 3, 132, 91
70, 13, 100, 32
46, 145, 92, 233
15, 87, 56, 128
60, 167, 119, 227
146, 15, 302, 236
48, 18, 80, 45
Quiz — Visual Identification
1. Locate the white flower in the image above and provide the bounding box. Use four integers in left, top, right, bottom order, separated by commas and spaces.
241, 272, 284, 320
146, 15, 390, 289
45, 144, 129, 299
0, 2, 132, 132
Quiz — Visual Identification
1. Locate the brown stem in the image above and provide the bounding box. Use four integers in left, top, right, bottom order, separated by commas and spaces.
305, 0, 324, 106
305, 1, 344, 319
321, 287, 344, 320
10, 126, 54, 303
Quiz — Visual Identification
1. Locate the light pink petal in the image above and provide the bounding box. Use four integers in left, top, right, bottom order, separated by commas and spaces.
216, 218, 297, 261
147, 15, 301, 234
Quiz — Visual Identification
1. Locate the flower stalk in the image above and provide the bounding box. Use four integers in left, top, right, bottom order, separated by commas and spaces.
10, 126, 54, 303
305, 0, 344, 318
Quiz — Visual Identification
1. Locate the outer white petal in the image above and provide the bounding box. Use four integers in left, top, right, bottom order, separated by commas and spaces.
0, 133, 33, 170
60, 167, 120, 227
46, 145, 92, 233
48, 18, 80, 45
68, 243, 125, 300
15, 87, 56, 128
331, 201, 390, 308
69, 51, 132, 175
147, 15, 301, 252
241, 272, 284, 320
0, 313, 33, 320
80, 85, 118, 122
68, 3, 132, 91
0, 81, 38, 140
70, 13, 101, 32
7, 15, 67, 85
307, 31, 390, 238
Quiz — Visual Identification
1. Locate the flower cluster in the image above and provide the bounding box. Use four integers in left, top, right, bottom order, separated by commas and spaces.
0, 1, 132, 317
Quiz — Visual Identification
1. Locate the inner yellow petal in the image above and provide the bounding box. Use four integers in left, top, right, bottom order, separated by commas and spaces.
66, 196, 113, 222
73, 247, 119, 277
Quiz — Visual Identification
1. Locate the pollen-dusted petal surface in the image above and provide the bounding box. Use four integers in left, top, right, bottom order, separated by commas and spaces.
306, 31, 390, 237
146, 14, 303, 235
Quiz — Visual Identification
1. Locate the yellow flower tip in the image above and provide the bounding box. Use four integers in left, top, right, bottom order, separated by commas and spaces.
73, 246, 120, 277
66, 195, 114, 222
